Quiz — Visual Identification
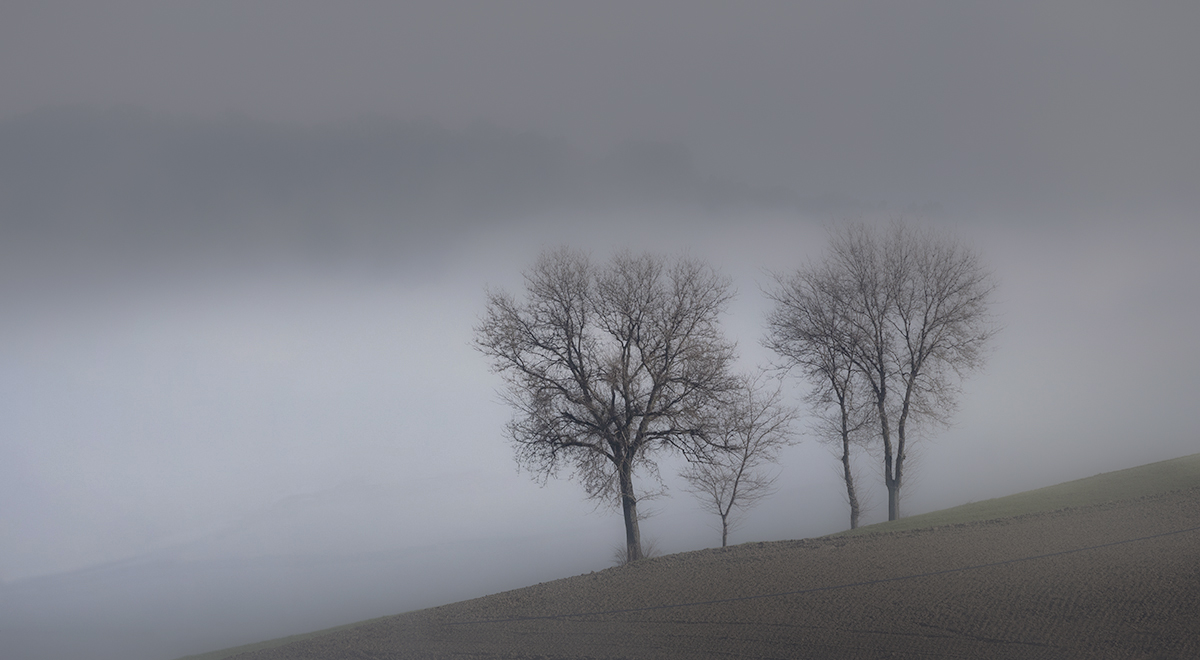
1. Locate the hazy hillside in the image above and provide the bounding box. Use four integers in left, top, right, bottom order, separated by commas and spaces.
180, 452, 1200, 660
0, 523, 613, 660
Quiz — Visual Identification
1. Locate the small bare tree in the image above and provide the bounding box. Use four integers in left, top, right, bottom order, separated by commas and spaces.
475, 248, 739, 563
768, 222, 996, 522
682, 374, 796, 547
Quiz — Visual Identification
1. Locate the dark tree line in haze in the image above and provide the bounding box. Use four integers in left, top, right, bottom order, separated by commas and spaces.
478, 222, 996, 556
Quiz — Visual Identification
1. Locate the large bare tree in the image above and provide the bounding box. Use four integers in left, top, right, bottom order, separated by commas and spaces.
765, 267, 873, 528
681, 374, 796, 547
768, 222, 996, 522
475, 248, 739, 562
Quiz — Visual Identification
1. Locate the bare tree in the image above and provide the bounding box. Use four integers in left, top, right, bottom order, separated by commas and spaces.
681, 374, 796, 547
475, 248, 739, 562
768, 222, 996, 522
765, 268, 873, 528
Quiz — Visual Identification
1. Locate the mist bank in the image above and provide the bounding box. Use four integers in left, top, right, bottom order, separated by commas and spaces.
4, 105, 1186, 292
0, 107, 817, 262
0, 526, 615, 660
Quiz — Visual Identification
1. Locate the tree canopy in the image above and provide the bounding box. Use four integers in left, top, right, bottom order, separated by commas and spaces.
767, 222, 997, 521
476, 248, 740, 561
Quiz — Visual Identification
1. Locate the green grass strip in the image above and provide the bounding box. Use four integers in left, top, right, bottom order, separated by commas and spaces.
838, 452, 1200, 537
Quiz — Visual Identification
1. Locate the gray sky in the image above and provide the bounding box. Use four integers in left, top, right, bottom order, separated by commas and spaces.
4, 1, 1198, 211
1, 3, 1198, 658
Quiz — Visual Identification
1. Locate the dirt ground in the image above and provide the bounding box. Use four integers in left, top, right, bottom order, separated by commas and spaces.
233, 486, 1200, 659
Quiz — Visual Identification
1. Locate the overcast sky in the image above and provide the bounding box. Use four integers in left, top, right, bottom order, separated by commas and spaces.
2, 2, 1198, 658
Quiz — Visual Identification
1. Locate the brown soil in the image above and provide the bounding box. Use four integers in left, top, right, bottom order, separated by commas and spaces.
234, 487, 1200, 659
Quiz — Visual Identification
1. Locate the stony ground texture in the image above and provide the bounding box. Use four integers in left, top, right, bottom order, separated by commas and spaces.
235, 487, 1200, 659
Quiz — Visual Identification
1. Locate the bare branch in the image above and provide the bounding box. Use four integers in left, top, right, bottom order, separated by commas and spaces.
476, 248, 740, 562
765, 220, 996, 524
681, 373, 797, 547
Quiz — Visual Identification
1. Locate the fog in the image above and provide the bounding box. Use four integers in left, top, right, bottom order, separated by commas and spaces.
1, 3, 1198, 659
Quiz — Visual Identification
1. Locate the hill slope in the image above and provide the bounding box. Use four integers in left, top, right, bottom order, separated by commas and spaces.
841, 451, 1200, 535
182, 454, 1200, 659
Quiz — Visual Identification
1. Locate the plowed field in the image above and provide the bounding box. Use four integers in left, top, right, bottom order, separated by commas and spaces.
232, 486, 1200, 659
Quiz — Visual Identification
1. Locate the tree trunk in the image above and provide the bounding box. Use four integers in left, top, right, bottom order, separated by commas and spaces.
839, 403, 860, 529
720, 514, 729, 547
884, 437, 901, 520
883, 440, 901, 521
617, 460, 643, 563
877, 393, 901, 521
890, 385, 912, 522
841, 436, 859, 529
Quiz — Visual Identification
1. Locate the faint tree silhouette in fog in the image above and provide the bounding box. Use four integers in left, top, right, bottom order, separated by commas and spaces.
476, 248, 739, 563
767, 222, 997, 522
681, 374, 797, 547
